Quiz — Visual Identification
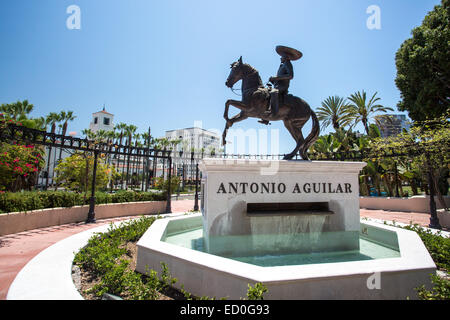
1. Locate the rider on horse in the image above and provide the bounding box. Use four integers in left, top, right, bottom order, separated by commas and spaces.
259, 46, 302, 125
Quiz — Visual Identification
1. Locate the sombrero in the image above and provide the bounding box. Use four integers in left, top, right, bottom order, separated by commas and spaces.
275, 45, 303, 61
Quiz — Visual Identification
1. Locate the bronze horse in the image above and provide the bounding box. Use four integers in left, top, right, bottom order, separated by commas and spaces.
223, 56, 320, 160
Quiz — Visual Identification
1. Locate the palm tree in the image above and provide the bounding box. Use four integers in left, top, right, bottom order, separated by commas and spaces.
31, 116, 49, 130
114, 122, 128, 145
124, 124, 137, 189
131, 133, 142, 188
44, 112, 62, 189
0, 100, 34, 120
316, 96, 353, 132
81, 128, 96, 140
57, 110, 76, 164
15, 100, 34, 120
113, 123, 128, 189
347, 91, 394, 135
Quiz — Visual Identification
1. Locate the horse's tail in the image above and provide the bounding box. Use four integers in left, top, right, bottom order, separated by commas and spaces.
302, 109, 320, 158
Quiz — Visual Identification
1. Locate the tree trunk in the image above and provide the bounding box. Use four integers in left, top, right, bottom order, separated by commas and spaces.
433, 169, 449, 210
410, 179, 419, 195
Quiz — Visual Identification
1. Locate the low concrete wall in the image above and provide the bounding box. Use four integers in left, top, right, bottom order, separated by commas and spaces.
437, 210, 450, 229
0, 201, 167, 236
360, 195, 450, 213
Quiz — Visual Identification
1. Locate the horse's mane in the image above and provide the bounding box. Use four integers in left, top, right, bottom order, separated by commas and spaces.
243, 63, 258, 75
242, 63, 263, 86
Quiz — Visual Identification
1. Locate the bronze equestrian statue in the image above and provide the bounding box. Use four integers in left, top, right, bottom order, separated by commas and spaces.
223, 46, 320, 160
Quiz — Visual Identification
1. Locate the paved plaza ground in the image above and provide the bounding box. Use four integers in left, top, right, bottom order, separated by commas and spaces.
0, 199, 445, 300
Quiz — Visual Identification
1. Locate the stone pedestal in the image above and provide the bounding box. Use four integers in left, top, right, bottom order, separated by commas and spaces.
199, 159, 366, 255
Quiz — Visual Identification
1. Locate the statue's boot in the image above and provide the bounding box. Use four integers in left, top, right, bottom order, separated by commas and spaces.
258, 119, 271, 125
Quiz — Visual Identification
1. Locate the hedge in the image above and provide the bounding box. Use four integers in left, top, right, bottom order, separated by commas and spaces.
0, 190, 166, 214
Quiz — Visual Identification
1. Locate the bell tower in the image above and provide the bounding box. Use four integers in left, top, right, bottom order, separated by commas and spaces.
89, 105, 114, 133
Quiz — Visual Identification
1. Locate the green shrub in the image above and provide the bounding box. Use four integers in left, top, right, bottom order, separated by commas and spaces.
0, 191, 43, 213
74, 215, 270, 300
246, 282, 268, 300
401, 224, 450, 272
74, 216, 170, 299
416, 275, 450, 300
0, 190, 166, 213
389, 223, 450, 300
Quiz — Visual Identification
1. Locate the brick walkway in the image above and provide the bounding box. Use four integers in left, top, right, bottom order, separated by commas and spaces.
360, 209, 433, 228
0, 200, 443, 300
0, 199, 195, 300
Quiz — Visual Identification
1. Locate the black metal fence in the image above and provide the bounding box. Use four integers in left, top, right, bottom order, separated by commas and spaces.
0, 123, 448, 229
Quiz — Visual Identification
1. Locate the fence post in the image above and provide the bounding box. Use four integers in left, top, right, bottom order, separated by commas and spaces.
165, 155, 172, 213
194, 163, 199, 211
86, 150, 99, 224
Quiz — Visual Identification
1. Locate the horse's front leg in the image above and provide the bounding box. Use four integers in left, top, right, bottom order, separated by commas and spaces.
222, 100, 248, 145
224, 99, 247, 122
222, 112, 249, 145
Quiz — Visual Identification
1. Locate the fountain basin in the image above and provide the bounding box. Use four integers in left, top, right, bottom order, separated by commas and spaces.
136, 213, 436, 300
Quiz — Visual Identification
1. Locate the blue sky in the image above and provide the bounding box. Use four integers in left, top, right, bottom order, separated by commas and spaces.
0, 0, 441, 154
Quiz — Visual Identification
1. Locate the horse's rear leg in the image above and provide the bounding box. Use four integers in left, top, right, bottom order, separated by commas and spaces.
283, 119, 307, 160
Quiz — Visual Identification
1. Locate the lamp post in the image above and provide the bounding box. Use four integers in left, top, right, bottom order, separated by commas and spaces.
86, 150, 99, 224
194, 163, 199, 211
165, 155, 172, 213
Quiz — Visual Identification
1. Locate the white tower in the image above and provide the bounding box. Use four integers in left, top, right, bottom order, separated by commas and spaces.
89, 106, 114, 133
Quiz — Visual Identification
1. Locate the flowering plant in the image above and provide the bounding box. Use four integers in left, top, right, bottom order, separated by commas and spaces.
0, 142, 45, 191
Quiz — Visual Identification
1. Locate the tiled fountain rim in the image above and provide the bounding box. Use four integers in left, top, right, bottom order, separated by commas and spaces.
137, 213, 436, 284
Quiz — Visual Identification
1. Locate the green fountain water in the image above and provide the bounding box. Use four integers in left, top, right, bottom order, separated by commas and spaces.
161, 219, 400, 268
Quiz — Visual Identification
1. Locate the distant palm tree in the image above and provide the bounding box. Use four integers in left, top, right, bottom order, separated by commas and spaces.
0, 100, 34, 120
44, 112, 62, 189
32, 116, 50, 130
57, 110, 76, 162
124, 124, 137, 188
347, 91, 394, 135
81, 128, 96, 140
114, 122, 128, 144
316, 96, 353, 132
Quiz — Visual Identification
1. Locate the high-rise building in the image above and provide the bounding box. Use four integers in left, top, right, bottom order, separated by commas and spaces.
159, 127, 222, 179
375, 114, 411, 138
165, 127, 221, 154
